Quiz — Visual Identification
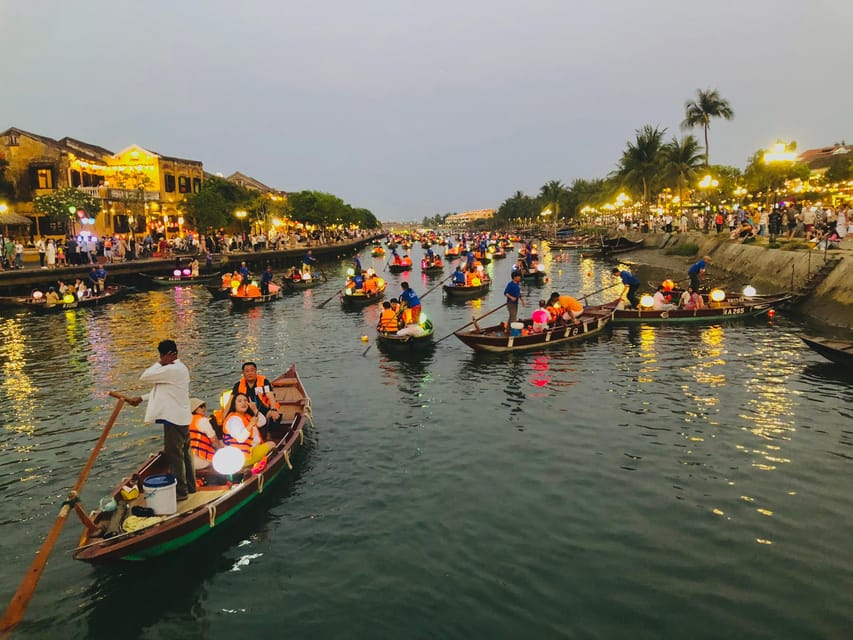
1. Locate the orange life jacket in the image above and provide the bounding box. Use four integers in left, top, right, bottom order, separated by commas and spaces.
222, 412, 257, 459
189, 414, 215, 461
236, 374, 277, 410
379, 308, 399, 332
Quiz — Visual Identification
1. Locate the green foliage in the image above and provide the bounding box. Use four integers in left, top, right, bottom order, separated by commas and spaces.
495, 190, 540, 225
34, 187, 101, 221
286, 190, 379, 229
181, 175, 253, 231
660, 136, 704, 201
665, 242, 699, 256
614, 124, 667, 205
781, 241, 809, 251
422, 213, 450, 228
680, 88, 735, 166
743, 148, 810, 198
766, 242, 781, 249
824, 155, 853, 183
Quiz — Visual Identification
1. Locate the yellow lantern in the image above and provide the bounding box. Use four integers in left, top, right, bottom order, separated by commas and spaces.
710, 289, 726, 303
63, 294, 76, 303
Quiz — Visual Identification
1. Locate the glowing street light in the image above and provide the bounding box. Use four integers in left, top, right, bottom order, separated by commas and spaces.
763, 142, 797, 164
698, 175, 719, 189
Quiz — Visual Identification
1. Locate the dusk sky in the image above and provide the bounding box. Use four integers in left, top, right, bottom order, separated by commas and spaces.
3, 1, 851, 222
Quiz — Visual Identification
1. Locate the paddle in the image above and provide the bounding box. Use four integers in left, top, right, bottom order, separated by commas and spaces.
434, 302, 508, 344
0, 392, 128, 635
419, 274, 453, 300
579, 282, 620, 304
316, 290, 342, 309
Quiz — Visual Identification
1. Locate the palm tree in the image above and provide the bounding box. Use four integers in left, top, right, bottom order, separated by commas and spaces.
539, 179, 566, 217
681, 88, 734, 167
614, 124, 667, 207
660, 136, 704, 211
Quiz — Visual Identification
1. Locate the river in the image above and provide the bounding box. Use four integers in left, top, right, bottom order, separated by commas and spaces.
0, 245, 850, 639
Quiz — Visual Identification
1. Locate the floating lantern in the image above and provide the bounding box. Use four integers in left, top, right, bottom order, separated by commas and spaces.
767, 309, 776, 319
710, 289, 726, 303
361, 335, 369, 342
743, 285, 757, 297
640, 294, 655, 308
347, 267, 355, 277
212, 447, 245, 475
173, 269, 182, 277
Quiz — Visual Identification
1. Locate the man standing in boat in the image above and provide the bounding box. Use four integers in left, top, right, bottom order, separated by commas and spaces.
127, 339, 196, 502
260, 264, 274, 296
399, 281, 422, 324
504, 271, 524, 324
611, 267, 640, 310
302, 249, 317, 274
688, 255, 711, 292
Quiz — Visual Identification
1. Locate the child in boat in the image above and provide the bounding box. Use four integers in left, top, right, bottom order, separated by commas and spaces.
531, 300, 551, 332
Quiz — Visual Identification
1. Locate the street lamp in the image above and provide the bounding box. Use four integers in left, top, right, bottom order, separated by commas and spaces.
235, 210, 247, 248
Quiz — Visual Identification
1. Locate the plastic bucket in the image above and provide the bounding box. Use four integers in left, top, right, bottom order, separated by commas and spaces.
143, 473, 177, 515
510, 322, 524, 337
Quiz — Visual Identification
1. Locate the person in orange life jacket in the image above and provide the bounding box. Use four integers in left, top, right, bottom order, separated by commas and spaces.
127, 339, 196, 500
232, 362, 282, 434
363, 272, 378, 294
222, 393, 274, 465
547, 292, 583, 324
391, 249, 402, 265
377, 300, 401, 333
188, 398, 222, 470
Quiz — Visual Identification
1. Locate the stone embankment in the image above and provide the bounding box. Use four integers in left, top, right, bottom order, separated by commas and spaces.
612, 232, 852, 330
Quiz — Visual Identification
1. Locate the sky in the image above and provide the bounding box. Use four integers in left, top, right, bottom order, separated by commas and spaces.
2, 0, 851, 222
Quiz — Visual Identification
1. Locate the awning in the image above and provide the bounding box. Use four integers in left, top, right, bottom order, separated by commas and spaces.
0, 211, 33, 225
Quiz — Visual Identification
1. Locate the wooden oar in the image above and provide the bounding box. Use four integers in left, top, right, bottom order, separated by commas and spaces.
0, 392, 129, 636
434, 302, 508, 344
419, 274, 453, 300
316, 290, 342, 309
579, 282, 620, 303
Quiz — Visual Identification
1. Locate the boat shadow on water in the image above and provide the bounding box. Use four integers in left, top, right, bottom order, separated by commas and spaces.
78, 442, 313, 638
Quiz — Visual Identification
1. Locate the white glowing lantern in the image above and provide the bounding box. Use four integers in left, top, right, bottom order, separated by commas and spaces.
173, 269, 182, 277
640, 294, 655, 308
346, 267, 355, 277
742, 285, 757, 297
212, 446, 245, 475
710, 289, 726, 303
32, 290, 44, 299
536, 264, 546, 272
220, 390, 232, 411
182, 268, 191, 276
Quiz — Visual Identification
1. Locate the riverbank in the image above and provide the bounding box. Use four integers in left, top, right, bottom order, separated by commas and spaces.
0, 235, 382, 295
605, 231, 853, 330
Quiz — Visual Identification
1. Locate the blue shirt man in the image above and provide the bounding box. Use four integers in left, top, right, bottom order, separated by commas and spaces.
260, 265, 274, 295
612, 268, 640, 309
353, 255, 362, 273
302, 250, 317, 272
452, 267, 466, 285
503, 272, 523, 324
353, 272, 365, 290
466, 252, 475, 268
688, 255, 710, 291
399, 282, 422, 324
426, 247, 434, 260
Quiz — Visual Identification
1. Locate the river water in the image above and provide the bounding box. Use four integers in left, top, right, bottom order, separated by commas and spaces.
0, 245, 850, 640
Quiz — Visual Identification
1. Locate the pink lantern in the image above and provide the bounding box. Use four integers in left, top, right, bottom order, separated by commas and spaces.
182, 268, 191, 276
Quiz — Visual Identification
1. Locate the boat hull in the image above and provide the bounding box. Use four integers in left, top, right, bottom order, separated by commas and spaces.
74, 366, 309, 563
611, 293, 791, 324
341, 288, 385, 308
139, 273, 218, 287
388, 264, 413, 274
801, 337, 853, 368
229, 284, 282, 307
443, 282, 491, 299
454, 302, 616, 352
26, 286, 129, 313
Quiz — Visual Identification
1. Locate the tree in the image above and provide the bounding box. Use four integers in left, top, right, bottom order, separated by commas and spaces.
824, 155, 853, 184
743, 146, 810, 203
34, 187, 102, 231
614, 124, 667, 207
660, 136, 704, 209
495, 190, 540, 226
181, 175, 254, 231
538, 180, 567, 219
681, 88, 734, 167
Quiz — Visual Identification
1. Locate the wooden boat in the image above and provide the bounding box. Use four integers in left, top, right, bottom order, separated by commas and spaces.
371, 247, 386, 257
444, 249, 461, 259
340, 283, 386, 308
73, 366, 310, 563
521, 269, 547, 283
581, 237, 644, 258
801, 337, 853, 368
282, 275, 325, 291
491, 249, 507, 259
443, 280, 491, 299
205, 284, 232, 300
22, 285, 129, 313
454, 301, 618, 352
472, 254, 491, 265
229, 283, 282, 308
611, 292, 791, 324
421, 264, 444, 275
139, 272, 218, 287
388, 262, 413, 274
377, 318, 435, 352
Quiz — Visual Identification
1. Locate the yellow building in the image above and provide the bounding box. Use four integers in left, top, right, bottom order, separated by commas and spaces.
445, 209, 496, 225
1, 127, 203, 238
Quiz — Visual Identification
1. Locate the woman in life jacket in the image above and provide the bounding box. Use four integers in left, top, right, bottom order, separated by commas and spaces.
221, 393, 274, 466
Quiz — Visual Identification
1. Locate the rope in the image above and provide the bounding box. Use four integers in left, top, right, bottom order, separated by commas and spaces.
258, 473, 265, 494
284, 449, 293, 470
208, 504, 217, 528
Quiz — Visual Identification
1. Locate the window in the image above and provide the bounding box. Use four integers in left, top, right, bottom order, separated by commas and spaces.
164, 173, 175, 192
7, 133, 18, 146
82, 172, 93, 187
178, 176, 189, 194
192, 177, 202, 193
37, 168, 53, 189
70, 170, 81, 187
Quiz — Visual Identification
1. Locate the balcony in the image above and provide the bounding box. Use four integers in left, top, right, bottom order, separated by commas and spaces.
105, 188, 160, 202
